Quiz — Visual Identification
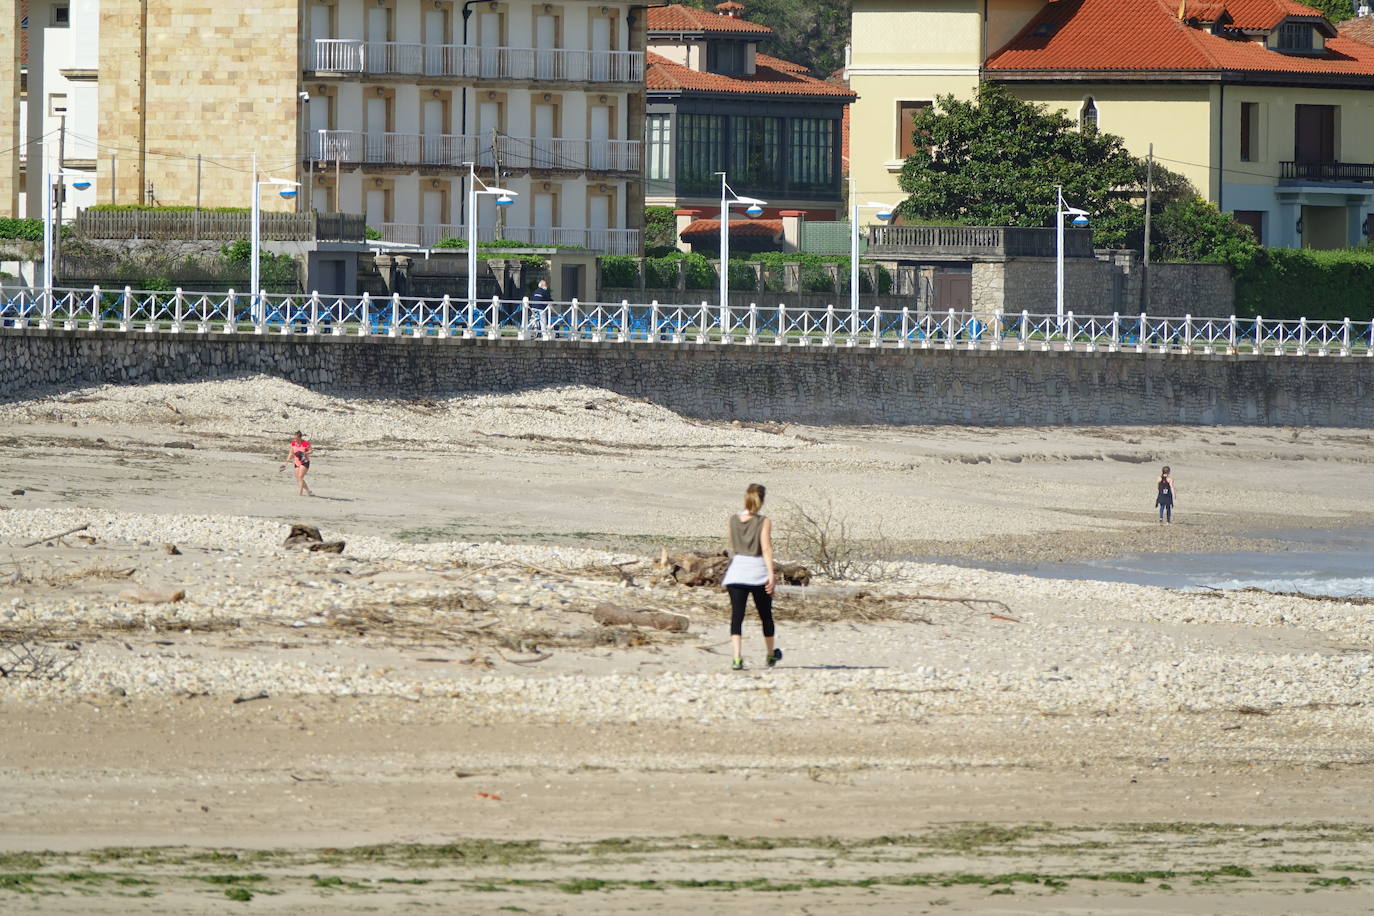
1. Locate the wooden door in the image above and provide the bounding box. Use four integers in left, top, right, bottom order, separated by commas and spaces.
1294, 104, 1335, 163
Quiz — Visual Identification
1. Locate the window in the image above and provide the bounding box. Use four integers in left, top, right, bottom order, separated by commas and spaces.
707, 41, 745, 75
1080, 97, 1098, 135
788, 118, 836, 191
1277, 22, 1312, 51
48, 94, 67, 117
896, 100, 931, 159
646, 114, 672, 181
730, 116, 782, 189
1294, 104, 1336, 163
677, 113, 725, 194
1239, 102, 1258, 161
1233, 210, 1264, 245
53, 6, 70, 25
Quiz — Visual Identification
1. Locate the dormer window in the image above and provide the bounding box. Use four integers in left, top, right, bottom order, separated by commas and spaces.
1277, 22, 1313, 51
1080, 97, 1098, 135
707, 40, 746, 75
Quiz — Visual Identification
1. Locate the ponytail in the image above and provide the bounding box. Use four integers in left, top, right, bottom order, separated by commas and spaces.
744, 483, 766, 513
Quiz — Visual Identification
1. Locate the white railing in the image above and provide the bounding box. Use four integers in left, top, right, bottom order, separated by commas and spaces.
312, 130, 639, 172
380, 223, 641, 254
312, 39, 643, 83
4, 290, 1372, 358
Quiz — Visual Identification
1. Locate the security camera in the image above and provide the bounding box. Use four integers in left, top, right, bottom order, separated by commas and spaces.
299, 91, 311, 102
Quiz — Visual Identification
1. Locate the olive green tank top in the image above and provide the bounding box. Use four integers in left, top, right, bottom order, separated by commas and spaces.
728, 513, 765, 557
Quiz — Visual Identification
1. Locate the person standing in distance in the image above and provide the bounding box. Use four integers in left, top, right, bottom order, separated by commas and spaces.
722, 483, 779, 670
288, 430, 314, 497
1156, 465, 1176, 524
530, 279, 552, 334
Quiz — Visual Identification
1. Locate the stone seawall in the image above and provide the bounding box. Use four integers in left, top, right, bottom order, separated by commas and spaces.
2, 328, 1370, 427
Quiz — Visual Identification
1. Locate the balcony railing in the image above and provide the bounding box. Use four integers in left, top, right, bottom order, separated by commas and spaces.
380, 222, 641, 254
312, 39, 643, 83
868, 225, 1094, 259
74, 209, 365, 242
1280, 160, 1374, 183
312, 130, 640, 173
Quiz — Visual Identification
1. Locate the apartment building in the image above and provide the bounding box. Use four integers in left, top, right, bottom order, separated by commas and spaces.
0, 0, 646, 254
848, 0, 1374, 250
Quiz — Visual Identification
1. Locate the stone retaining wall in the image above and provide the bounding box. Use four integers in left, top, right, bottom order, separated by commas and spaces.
2, 328, 1369, 427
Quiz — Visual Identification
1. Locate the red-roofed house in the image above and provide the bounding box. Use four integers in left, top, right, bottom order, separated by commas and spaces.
646, 3, 855, 248
849, 0, 1374, 249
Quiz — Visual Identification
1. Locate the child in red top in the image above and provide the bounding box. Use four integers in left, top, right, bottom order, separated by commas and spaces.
288, 430, 314, 497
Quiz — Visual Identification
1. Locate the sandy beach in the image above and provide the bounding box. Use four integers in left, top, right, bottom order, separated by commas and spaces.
2, 376, 1374, 913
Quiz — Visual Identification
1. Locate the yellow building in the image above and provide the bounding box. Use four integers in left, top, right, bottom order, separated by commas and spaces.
849, 0, 1374, 249
1, 0, 647, 254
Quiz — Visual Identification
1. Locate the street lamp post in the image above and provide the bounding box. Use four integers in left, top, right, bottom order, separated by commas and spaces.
251, 175, 301, 321
464, 161, 517, 306
40, 139, 93, 300
850, 199, 895, 329
715, 172, 765, 334
1055, 184, 1089, 326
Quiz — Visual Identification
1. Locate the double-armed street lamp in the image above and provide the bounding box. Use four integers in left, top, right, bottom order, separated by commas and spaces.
715, 171, 765, 328
464, 161, 518, 306
1055, 184, 1090, 325
850, 198, 896, 328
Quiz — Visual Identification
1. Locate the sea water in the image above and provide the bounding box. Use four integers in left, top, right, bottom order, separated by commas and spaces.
968, 528, 1374, 598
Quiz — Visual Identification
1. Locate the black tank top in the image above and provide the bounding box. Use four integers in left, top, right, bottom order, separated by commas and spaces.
1158, 479, 1173, 499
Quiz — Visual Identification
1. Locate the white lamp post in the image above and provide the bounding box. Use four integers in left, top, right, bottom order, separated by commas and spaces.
465, 161, 517, 306
252, 176, 301, 320
715, 171, 765, 330
1055, 184, 1089, 325
850, 199, 895, 324
41, 139, 93, 297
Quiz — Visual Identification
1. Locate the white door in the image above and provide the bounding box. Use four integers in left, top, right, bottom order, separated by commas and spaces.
424, 8, 446, 44
533, 103, 555, 168
535, 14, 557, 79
423, 191, 443, 235
590, 17, 613, 79
478, 101, 500, 167
309, 97, 330, 159
589, 105, 610, 169
478, 13, 501, 77
589, 195, 610, 230
423, 99, 444, 163
367, 97, 388, 161
366, 190, 387, 230
534, 193, 554, 232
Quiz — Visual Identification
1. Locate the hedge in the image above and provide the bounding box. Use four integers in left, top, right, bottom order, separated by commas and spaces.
86, 204, 252, 214
0, 218, 44, 241
1234, 248, 1374, 321
601, 251, 892, 295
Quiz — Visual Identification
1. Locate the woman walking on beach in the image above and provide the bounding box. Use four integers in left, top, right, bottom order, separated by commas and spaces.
1156, 466, 1176, 524
722, 483, 779, 670
288, 430, 314, 497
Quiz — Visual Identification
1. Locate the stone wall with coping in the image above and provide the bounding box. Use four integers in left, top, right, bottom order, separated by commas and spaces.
3, 328, 1370, 427
988, 256, 1234, 319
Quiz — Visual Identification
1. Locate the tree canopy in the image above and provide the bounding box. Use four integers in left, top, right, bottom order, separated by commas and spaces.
896, 84, 1144, 247
679, 0, 849, 76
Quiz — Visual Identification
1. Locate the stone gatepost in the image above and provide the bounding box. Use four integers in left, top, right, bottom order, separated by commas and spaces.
374, 254, 413, 297
783, 261, 801, 293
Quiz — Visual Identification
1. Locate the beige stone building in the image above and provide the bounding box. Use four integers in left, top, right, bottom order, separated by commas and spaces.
2, 0, 646, 253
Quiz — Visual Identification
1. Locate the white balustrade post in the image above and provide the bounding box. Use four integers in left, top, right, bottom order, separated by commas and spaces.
697, 301, 707, 344
620, 300, 630, 343
747, 302, 757, 344
899, 307, 909, 348
172, 287, 184, 332
570, 298, 580, 340
1019, 310, 1029, 349
1064, 311, 1074, 351
1184, 313, 1193, 352
824, 305, 835, 346
121, 286, 132, 331
1343, 316, 1351, 356
1137, 312, 1147, 353
776, 304, 786, 346
945, 308, 955, 349
464, 294, 475, 338
1299, 316, 1308, 354
649, 300, 659, 342
870, 305, 881, 348
1110, 312, 1120, 351
1254, 315, 1263, 354
359, 291, 372, 336
439, 294, 451, 338
224, 289, 237, 333
88, 285, 101, 330
518, 296, 529, 339
1228, 315, 1237, 354
308, 290, 320, 336
489, 295, 500, 338
390, 293, 401, 336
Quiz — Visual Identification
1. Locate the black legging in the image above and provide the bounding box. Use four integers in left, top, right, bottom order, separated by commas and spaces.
728, 584, 775, 637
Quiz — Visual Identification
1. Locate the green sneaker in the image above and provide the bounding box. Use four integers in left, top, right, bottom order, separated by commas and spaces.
731, 657, 745, 671
767, 648, 783, 668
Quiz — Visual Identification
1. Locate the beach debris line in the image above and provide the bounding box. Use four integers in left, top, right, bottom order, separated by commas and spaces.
592, 603, 690, 633
654, 549, 811, 587
21, 523, 90, 548
282, 523, 346, 554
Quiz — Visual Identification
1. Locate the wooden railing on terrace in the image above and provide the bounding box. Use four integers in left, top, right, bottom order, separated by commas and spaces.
74, 210, 366, 242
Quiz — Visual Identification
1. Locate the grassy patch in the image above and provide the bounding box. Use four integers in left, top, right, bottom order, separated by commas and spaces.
224, 887, 253, 901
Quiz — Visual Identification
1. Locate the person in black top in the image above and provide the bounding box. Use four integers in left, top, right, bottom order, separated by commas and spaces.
1156, 466, 1176, 524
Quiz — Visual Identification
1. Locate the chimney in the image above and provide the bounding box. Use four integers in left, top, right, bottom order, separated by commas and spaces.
714, 1, 744, 17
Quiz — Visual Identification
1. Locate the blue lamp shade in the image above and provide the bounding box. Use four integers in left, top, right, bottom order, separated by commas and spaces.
745, 203, 763, 218
496, 195, 514, 207
279, 188, 298, 199
1071, 214, 1089, 228
71, 180, 92, 191
875, 209, 894, 222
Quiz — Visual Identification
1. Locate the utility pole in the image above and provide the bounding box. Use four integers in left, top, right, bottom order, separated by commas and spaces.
491, 128, 503, 240
54, 115, 66, 287
195, 153, 202, 240
111, 154, 117, 204
1142, 143, 1153, 314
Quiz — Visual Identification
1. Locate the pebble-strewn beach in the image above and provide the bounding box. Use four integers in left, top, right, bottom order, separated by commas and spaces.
3, 377, 1374, 914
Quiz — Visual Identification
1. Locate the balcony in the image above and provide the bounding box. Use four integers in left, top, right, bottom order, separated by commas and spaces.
381, 222, 641, 254
1280, 160, 1374, 183
867, 225, 1094, 260
313, 130, 640, 173
312, 39, 644, 84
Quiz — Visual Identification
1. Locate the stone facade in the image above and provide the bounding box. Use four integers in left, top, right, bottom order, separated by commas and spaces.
0, 1, 19, 217
3, 327, 1371, 427
97, 0, 301, 210
980, 256, 1235, 319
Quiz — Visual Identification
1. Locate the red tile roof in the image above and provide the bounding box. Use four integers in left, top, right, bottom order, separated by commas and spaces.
646, 4, 773, 35
1341, 15, 1374, 46
646, 51, 857, 98
680, 217, 783, 238
1221, 0, 1329, 31
986, 0, 1374, 76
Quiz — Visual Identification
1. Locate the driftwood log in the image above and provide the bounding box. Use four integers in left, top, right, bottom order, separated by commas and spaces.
592, 603, 689, 633
655, 550, 812, 587
282, 523, 346, 554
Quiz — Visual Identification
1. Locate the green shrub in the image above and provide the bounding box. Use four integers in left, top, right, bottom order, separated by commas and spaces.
0, 218, 43, 241
644, 205, 677, 250
600, 255, 639, 288
728, 259, 757, 291
220, 239, 299, 289
364, 225, 382, 241
1234, 248, 1374, 320
434, 237, 583, 250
